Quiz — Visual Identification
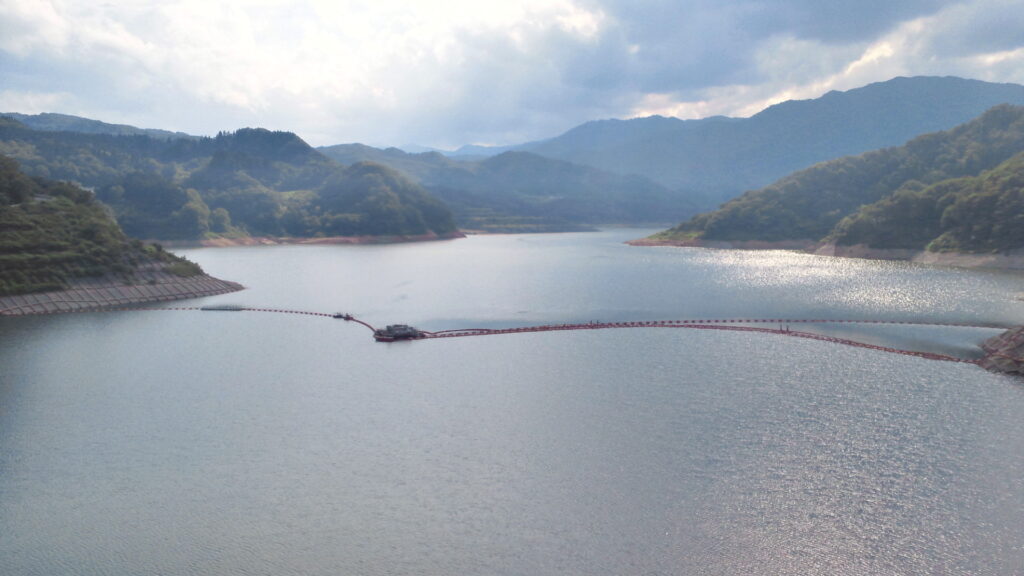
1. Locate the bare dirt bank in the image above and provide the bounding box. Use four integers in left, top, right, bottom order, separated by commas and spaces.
628, 237, 817, 250
814, 244, 1024, 270
165, 230, 466, 248
0, 269, 243, 316
628, 237, 1024, 270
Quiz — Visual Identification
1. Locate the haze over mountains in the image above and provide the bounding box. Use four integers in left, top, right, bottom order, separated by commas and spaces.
315, 76, 1024, 230
2, 112, 198, 141
316, 146, 692, 231
3, 75, 1024, 246
440, 76, 1024, 209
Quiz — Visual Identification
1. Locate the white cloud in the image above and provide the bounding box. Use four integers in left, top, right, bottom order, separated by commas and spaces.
0, 89, 73, 113
0, 0, 71, 56
0, 0, 1022, 146
0, 0, 609, 144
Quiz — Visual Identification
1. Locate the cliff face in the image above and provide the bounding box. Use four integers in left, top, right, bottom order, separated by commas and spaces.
981, 327, 1024, 375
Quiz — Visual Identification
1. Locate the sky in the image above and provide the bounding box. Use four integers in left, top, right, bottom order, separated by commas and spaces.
1, 0, 1023, 149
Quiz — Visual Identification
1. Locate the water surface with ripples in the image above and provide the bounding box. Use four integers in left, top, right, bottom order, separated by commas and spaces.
2, 229, 1023, 575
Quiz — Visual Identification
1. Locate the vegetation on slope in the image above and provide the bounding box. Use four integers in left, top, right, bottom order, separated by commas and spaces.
0, 156, 201, 296
830, 152, 1024, 253
0, 119, 456, 240
318, 145, 695, 232
305, 162, 456, 237
655, 105, 1024, 253
517, 76, 1024, 209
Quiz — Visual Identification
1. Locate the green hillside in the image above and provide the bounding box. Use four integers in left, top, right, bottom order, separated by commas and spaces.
0, 119, 455, 240
319, 145, 694, 232
830, 152, 1024, 253
653, 104, 1024, 253
0, 156, 201, 296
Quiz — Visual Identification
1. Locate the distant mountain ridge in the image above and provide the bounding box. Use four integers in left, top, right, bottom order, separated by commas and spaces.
318, 144, 695, 231
448, 76, 1024, 210
10, 75, 1024, 239
1, 112, 198, 140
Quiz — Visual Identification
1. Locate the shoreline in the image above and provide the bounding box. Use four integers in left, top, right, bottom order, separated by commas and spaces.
162, 230, 466, 248
0, 272, 243, 316
628, 237, 1024, 270
981, 326, 1024, 375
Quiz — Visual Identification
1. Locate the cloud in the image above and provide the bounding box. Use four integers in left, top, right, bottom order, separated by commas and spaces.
0, 89, 73, 113
1, 0, 1022, 147
626, 0, 1024, 121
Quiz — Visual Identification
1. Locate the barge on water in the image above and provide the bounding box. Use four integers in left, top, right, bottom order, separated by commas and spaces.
374, 324, 425, 342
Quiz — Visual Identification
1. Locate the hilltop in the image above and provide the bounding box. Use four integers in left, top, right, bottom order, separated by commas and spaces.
0, 119, 457, 242
318, 145, 694, 232
640, 105, 1024, 267
452, 76, 1024, 211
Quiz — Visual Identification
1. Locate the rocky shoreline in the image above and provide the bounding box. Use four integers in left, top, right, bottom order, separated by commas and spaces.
0, 270, 243, 316
814, 243, 1024, 270
165, 230, 466, 248
980, 326, 1024, 375
628, 237, 1024, 270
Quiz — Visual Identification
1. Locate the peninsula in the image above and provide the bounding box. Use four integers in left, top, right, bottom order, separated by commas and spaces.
0, 155, 241, 315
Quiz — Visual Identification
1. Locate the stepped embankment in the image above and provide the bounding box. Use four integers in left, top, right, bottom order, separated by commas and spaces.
0, 269, 242, 316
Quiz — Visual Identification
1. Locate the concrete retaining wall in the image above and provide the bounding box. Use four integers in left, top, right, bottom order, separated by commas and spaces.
0, 272, 243, 316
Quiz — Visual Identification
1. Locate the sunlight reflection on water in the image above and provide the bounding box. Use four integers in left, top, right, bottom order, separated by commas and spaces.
2, 230, 1023, 576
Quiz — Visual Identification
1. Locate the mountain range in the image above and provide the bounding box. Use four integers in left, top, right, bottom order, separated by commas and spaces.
1, 112, 198, 141
317, 145, 693, 231
3, 75, 1024, 250
477, 76, 1024, 210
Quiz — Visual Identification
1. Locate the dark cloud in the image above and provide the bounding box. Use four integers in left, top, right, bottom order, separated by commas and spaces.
917, 1, 1024, 57
391, 25, 640, 147
736, 0, 953, 42
556, 0, 961, 96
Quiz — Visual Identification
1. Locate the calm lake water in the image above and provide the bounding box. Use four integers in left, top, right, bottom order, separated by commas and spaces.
2, 229, 1023, 575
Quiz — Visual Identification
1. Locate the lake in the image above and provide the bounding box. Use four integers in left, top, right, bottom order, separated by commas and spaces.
2, 229, 1023, 575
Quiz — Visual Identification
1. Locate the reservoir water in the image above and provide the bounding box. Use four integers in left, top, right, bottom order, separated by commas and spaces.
2, 229, 1023, 575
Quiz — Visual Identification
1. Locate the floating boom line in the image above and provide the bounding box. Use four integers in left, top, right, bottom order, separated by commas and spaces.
48, 305, 1007, 366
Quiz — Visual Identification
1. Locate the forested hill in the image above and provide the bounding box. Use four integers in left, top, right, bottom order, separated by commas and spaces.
652, 105, 1024, 254
0, 118, 456, 240
318, 144, 695, 231
511, 76, 1024, 209
828, 151, 1024, 253
0, 155, 203, 296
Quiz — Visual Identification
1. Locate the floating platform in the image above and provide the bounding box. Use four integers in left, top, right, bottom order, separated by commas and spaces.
373, 324, 425, 342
